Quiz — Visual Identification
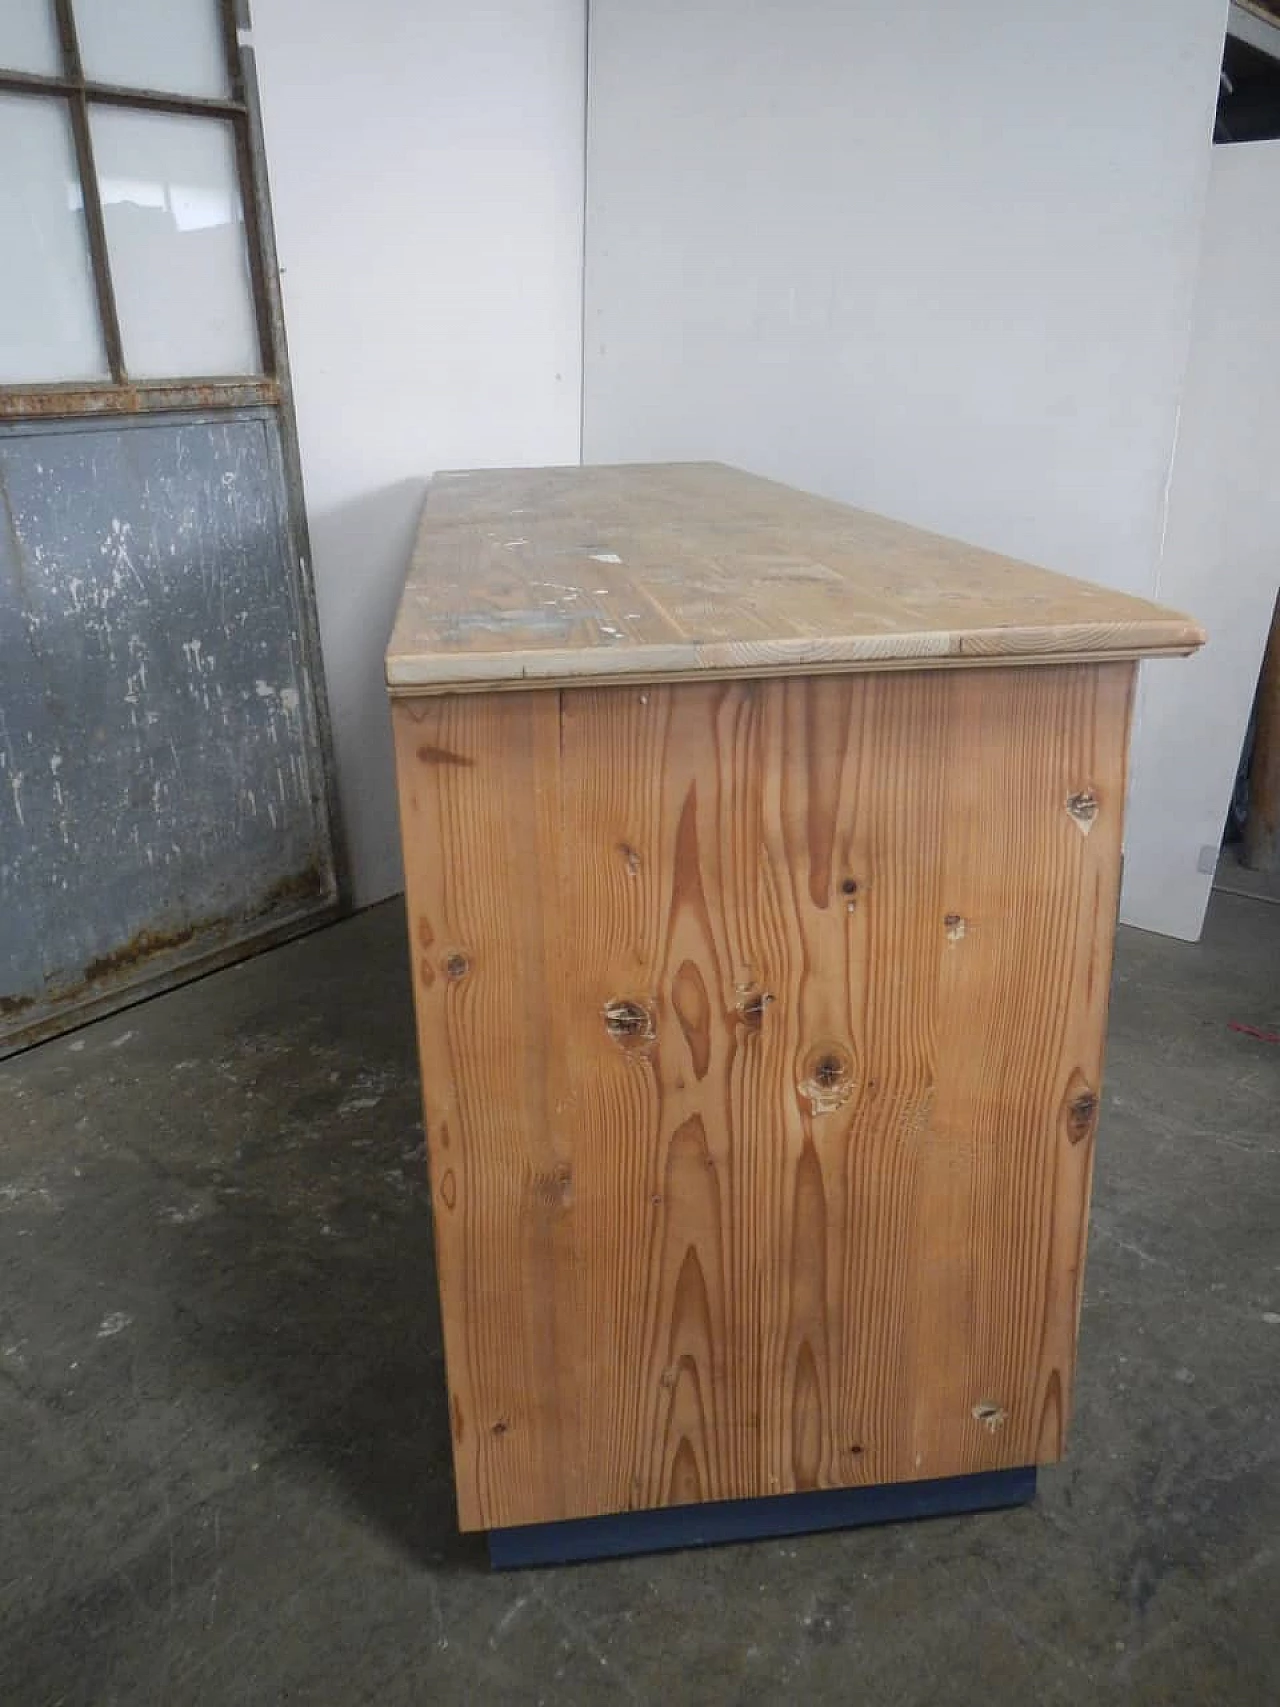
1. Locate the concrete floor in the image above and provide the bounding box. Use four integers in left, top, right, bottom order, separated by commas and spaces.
1, 893, 1277, 1707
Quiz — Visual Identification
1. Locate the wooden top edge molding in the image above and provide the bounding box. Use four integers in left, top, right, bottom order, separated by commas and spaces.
386, 461, 1206, 692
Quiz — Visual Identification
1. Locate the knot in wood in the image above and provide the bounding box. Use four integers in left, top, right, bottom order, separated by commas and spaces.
1066, 789, 1099, 835
1062, 1069, 1099, 1144
799, 1044, 856, 1114
445, 951, 470, 980
738, 989, 774, 1032
1067, 1090, 1098, 1143
604, 997, 655, 1049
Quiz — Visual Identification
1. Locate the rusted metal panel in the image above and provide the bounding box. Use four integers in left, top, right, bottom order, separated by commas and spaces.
0, 380, 280, 422
0, 409, 340, 1055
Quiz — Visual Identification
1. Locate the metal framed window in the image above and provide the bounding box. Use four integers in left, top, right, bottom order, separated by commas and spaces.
0, 0, 281, 418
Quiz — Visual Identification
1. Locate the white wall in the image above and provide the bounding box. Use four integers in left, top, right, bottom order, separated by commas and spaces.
252, 0, 584, 904
585, 2, 1227, 926
1122, 142, 1280, 939
584, 0, 1226, 594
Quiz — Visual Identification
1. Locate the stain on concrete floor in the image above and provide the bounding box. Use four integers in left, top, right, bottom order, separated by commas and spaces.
1, 893, 1277, 1706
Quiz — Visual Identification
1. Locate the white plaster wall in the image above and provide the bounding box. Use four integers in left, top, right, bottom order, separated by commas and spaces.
252, 0, 585, 903
1122, 141, 1280, 939
584, 0, 1228, 934
585, 0, 1224, 592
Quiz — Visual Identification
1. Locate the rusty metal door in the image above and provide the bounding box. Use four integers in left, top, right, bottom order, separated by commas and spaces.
0, 3, 343, 1053
1, 410, 340, 1049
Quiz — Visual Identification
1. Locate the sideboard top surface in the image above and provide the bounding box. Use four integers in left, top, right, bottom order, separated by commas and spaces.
386, 462, 1204, 695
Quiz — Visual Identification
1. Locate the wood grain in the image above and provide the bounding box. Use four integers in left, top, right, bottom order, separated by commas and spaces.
386, 463, 1203, 694
393, 661, 1134, 1530
1242, 590, 1280, 875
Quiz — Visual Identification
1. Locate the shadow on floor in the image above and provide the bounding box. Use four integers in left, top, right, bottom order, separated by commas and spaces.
156, 901, 487, 1572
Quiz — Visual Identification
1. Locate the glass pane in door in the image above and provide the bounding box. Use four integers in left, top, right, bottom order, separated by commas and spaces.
0, 0, 61, 76
90, 107, 260, 379
76, 0, 230, 99
0, 93, 108, 384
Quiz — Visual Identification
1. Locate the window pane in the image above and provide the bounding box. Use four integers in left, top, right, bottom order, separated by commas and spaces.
76, 0, 229, 99
0, 0, 61, 76
0, 94, 108, 384
90, 108, 260, 380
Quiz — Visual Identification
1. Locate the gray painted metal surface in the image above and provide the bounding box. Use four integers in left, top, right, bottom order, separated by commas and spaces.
0, 410, 339, 1052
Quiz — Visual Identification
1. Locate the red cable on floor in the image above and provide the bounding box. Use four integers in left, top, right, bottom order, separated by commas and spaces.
1228, 1020, 1280, 1044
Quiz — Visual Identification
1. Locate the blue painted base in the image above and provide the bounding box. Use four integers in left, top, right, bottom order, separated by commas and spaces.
487, 1465, 1037, 1569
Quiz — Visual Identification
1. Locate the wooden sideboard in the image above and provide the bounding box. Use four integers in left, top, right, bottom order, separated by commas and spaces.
386, 462, 1203, 1558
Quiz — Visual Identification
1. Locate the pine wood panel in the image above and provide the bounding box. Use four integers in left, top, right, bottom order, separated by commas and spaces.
393, 662, 1134, 1531
386, 464, 1203, 694
1242, 590, 1280, 875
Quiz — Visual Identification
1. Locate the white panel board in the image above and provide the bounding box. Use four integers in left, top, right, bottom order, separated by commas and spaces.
1122, 142, 1280, 940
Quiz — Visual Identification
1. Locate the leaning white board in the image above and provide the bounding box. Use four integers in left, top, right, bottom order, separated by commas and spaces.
1122, 141, 1280, 941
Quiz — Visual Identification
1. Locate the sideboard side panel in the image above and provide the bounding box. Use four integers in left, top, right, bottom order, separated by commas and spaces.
394, 661, 1134, 1530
